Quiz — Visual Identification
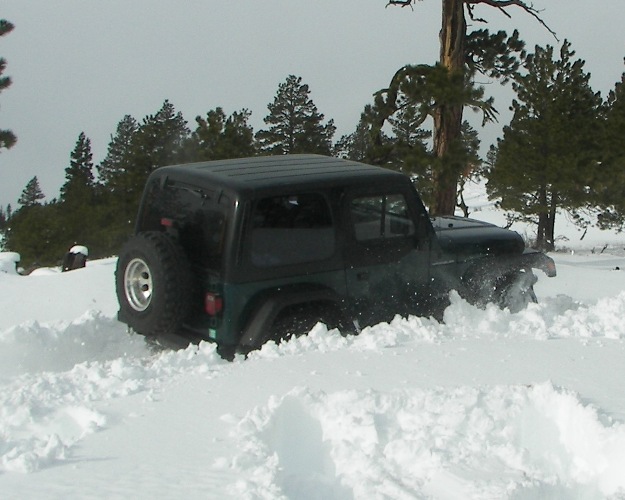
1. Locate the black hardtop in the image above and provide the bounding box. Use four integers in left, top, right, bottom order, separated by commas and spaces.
154, 154, 407, 194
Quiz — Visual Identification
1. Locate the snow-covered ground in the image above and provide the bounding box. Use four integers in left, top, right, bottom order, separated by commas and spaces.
2, 192, 625, 499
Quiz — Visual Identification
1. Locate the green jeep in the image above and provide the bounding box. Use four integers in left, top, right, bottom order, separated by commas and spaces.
115, 155, 555, 356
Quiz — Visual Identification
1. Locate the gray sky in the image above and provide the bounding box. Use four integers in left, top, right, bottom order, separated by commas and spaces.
2, 0, 625, 208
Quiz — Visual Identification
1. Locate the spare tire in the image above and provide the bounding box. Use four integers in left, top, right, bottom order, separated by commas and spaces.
116, 231, 192, 338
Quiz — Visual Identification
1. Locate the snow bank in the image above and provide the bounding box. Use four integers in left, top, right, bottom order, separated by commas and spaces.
0, 251, 20, 274
229, 383, 625, 499
0, 341, 228, 473
0, 258, 119, 330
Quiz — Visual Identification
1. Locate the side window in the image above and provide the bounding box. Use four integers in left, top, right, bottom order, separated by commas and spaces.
350, 193, 415, 241
250, 193, 335, 267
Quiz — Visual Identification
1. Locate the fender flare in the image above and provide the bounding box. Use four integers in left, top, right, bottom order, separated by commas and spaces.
238, 286, 345, 350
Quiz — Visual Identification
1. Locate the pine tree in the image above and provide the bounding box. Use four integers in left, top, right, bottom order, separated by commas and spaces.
52, 133, 98, 253
371, 59, 500, 215
93, 102, 190, 254
334, 104, 397, 166
486, 42, 601, 251
256, 75, 336, 155
133, 100, 190, 172
335, 114, 377, 163
60, 132, 95, 206
124, 100, 189, 206
5, 201, 64, 267
455, 122, 482, 217
92, 115, 141, 253
97, 114, 139, 190
384, 1, 553, 215
594, 65, 625, 229
109, 102, 188, 208
0, 19, 16, 150
17, 176, 45, 208
189, 107, 256, 161
388, 104, 434, 197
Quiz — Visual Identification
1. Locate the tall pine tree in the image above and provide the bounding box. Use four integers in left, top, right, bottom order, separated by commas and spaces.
95, 101, 190, 252
53, 132, 97, 251
486, 42, 601, 251
60, 132, 95, 207
256, 75, 335, 155
92, 115, 141, 254
384, 1, 553, 215
97, 114, 139, 191
594, 65, 625, 229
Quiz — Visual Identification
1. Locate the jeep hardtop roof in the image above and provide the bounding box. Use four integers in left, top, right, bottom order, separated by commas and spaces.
153, 154, 407, 194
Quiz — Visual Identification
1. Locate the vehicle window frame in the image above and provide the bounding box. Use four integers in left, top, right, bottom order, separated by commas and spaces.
246, 191, 337, 269
348, 191, 416, 244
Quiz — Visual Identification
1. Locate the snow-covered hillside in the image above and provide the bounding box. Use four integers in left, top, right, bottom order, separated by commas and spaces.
2, 248, 625, 499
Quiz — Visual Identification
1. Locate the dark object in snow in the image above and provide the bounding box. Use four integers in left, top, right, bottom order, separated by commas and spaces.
115, 155, 556, 356
62, 245, 88, 272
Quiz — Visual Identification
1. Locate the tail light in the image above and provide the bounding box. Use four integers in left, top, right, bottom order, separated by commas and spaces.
205, 292, 223, 316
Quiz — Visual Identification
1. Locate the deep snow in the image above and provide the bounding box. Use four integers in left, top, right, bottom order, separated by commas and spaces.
2, 204, 625, 498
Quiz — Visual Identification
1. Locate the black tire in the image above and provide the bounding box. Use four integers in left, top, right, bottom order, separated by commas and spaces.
495, 271, 538, 313
269, 303, 345, 345
116, 231, 192, 338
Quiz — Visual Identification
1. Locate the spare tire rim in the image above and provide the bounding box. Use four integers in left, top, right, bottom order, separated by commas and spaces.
124, 258, 153, 311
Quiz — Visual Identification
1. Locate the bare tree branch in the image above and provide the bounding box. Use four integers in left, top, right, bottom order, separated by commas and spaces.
465, 0, 558, 40
386, 0, 558, 40
386, 0, 417, 9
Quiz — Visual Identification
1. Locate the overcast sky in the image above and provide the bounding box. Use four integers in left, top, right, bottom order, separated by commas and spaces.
2, 0, 624, 209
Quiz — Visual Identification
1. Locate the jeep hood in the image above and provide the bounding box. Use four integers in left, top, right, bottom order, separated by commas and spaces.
432, 216, 524, 256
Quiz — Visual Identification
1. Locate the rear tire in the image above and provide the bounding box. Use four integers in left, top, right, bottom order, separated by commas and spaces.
269, 303, 345, 345
116, 231, 192, 338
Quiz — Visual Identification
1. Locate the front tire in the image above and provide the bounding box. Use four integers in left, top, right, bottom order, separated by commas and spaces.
116, 231, 192, 338
495, 270, 538, 313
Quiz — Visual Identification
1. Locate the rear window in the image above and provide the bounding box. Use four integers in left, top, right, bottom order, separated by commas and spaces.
140, 180, 229, 268
249, 193, 335, 267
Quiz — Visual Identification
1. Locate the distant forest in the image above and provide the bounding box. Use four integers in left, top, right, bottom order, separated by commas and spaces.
1, 7, 625, 266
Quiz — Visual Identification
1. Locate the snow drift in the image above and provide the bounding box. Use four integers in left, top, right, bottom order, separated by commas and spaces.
1, 251, 625, 498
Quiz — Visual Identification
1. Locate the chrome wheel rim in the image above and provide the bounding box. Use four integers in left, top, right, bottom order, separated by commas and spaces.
124, 258, 152, 312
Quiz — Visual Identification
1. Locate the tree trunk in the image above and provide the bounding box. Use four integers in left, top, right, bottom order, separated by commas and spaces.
432, 0, 466, 216
546, 190, 557, 251
536, 187, 556, 252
